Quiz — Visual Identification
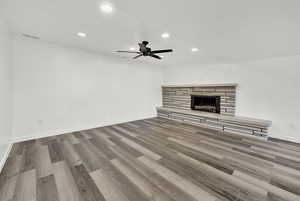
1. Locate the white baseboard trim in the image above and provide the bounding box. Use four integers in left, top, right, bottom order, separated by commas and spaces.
0, 143, 13, 173
268, 136, 300, 144
11, 116, 156, 143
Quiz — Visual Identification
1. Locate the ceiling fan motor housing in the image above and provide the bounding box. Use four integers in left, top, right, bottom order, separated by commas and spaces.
142, 41, 149, 46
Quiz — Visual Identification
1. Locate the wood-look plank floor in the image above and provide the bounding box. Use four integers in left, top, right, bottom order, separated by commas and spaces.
1, 117, 300, 201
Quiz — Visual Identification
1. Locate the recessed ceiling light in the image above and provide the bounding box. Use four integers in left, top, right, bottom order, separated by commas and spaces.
100, 2, 114, 13
191, 47, 199, 52
129, 47, 136, 51
77, 32, 87, 38
161, 32, 170, 39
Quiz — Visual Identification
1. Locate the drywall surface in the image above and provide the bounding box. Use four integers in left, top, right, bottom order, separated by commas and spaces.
11, 35, 300, 143
0, 19, 12, 164
12, 37, 163, 141
163, 56, 300, 142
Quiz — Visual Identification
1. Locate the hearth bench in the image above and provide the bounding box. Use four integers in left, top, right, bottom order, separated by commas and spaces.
156, 107, 272, 137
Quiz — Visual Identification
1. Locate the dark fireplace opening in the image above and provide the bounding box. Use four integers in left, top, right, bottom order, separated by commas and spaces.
191, 95, 221, 114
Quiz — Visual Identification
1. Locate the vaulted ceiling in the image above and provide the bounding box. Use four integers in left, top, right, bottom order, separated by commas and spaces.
2, 0, 300, 65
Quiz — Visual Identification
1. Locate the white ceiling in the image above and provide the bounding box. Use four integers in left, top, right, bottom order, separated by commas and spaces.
2, 0, 300, 65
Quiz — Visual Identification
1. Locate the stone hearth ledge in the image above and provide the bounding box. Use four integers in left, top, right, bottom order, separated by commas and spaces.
156, 107, 272, 137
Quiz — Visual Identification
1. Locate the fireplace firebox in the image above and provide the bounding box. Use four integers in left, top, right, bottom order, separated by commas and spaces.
191, 95, 221, 114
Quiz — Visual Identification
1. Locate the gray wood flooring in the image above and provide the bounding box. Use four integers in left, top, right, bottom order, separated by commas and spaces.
1, 117, 300, 201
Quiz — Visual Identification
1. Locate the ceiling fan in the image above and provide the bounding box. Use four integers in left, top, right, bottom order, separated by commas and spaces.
117, 41, 173, 60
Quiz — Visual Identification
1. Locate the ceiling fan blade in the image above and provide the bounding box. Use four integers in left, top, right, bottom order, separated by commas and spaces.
132, 54, 143, 59
117, 50, 140, 54
149, 54, 162, 60
150, 49, 173, 54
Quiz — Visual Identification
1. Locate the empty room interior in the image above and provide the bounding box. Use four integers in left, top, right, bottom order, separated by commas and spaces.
1, 0, 300, 201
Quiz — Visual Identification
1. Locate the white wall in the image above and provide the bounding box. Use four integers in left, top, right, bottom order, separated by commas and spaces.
163, 56, 300, 142
12, 37, 163, 141
10, 34, 300, 144
0, 19, 12, 163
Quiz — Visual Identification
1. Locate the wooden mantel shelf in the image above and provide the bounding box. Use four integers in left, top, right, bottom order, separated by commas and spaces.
162, 83, 238, 88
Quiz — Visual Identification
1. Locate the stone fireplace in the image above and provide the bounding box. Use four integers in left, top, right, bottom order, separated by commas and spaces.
158, 83, 272, 137
162, 83, 237, 116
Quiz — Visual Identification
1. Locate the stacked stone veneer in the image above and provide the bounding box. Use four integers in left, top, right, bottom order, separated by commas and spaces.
162, 85, 236, 116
